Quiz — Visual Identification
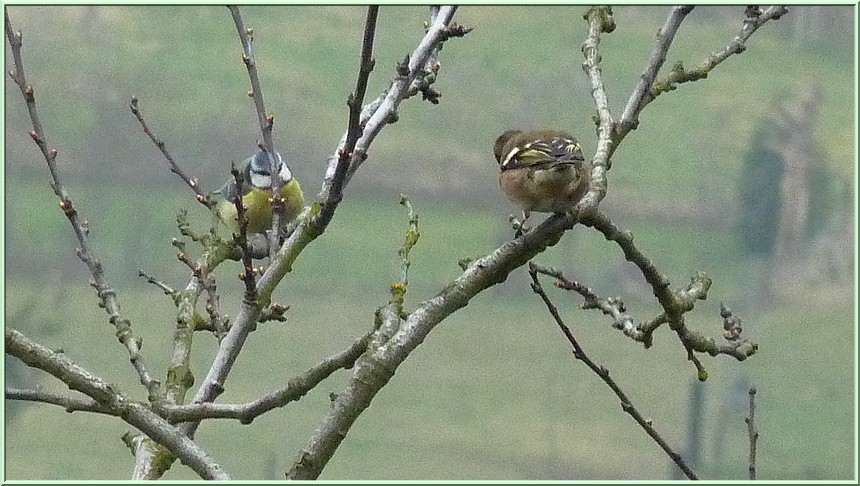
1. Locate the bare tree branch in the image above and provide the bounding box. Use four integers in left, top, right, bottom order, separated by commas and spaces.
129, 96, 215, 209
316, 5, 379, 228
527, 264, 699, 480
746, 386, 759, 480
575, 6, 614, 215
530, 262, 647, 341
328, 6, 461, 191
150, 229, 232, 410
614, 6, 788, 160
127, 435, 166, 481
227, 5, 283, 259
652, 5, 789, 97
181, 7, 466, 445
618, 6, 695, 136
5, 328, 230, 480
136, 223, 242, 475
138, 269, 178, 297
288, 304, 404, 479
579, 210, 758, 365
580, 211, 677, 328
4, 7, 161, 402
6, 387, 113, 415
156, 330, 371, 424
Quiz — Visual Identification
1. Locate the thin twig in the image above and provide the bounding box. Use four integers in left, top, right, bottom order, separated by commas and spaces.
137, 269, 177, 297
229, 162, 259, 301
129, 96, 215, 209
746, 386, 759, 480
617, 6, 695, 137
531, 262, 646, 341
616, 6, 787, 160
4, 7, 161, 402
390, 194, 420, 309
402, 7, 472, 104
201, 272, 229, 340
320, 6, 464, 198
316, 5, 379, 228
527, 266, 699, 481
227, 5, 282, 259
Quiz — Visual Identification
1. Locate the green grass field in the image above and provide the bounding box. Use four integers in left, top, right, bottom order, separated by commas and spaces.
4, 5, 855, 481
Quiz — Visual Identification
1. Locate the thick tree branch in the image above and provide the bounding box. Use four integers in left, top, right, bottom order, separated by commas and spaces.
5, 328, 230, 480
527, 266, 698, 480
157, 330, 370, 424
288, 210, 584, 479
576, 6, 614, 213
128, 435, 168, 481
6, 387, 113, 415
5, 7, 161, 402
288, 304, 404, 479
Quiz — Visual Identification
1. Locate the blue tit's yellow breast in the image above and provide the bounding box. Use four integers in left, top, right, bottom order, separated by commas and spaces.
279, 179, 305, 221
242, 188, 275, 234
216, 180, 306, 236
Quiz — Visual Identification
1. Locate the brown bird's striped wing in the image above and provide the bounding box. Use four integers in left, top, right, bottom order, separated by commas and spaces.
500, 136, 584, 171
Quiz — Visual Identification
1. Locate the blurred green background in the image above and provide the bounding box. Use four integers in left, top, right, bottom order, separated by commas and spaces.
3, 5, 855, 481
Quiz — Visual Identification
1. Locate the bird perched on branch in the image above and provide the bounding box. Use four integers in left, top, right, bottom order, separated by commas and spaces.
214, 147, 305, 235
494, 129, 590, 226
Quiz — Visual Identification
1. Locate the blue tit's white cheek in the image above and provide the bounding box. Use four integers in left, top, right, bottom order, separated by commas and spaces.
250, 173, 272, 188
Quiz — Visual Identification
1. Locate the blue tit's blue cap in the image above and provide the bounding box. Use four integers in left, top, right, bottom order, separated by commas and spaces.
246, 147, 292, 189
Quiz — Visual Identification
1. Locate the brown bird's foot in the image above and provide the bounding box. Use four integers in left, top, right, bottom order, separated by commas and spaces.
509, 212, 531, 238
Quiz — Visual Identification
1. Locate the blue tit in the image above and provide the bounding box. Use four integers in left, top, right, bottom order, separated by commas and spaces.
214, 147, 305, 235
494, 129, 590, 222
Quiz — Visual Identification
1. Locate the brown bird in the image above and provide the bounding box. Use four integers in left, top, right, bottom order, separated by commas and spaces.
494, 129, 591, 225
